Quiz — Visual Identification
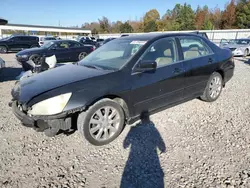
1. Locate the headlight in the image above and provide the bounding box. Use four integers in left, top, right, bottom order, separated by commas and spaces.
237, 47, 244, 51
19, 54, 28, 59
28, 93, 72, 115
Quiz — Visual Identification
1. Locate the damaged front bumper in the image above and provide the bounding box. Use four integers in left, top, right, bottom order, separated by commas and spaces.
10, 101, 73, 133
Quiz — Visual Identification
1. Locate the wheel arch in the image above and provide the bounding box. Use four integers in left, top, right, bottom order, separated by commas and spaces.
87, 95, 131, 120
0, 44, 9, 50
215, 70, 225, 86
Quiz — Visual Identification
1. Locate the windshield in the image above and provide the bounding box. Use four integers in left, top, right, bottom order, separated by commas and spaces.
0, 36, 11, 40
41, 41, 54, 48
78, 39, 147, 70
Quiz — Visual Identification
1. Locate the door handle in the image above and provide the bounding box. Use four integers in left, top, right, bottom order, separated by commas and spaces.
208, 58, 213, 64
173, 68, 182, 74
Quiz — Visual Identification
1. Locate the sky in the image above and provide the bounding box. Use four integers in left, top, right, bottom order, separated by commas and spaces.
1, 0, 229, 27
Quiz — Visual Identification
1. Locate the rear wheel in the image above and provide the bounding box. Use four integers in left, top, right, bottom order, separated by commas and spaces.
78, 52, 88, 60
0, 46, 7, 53
77, 99, 125, 146
200, 72, 223, 102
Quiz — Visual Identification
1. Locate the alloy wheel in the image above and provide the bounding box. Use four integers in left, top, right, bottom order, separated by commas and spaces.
89, 106, 121, 141
0, 46, 7, 53
79, 52, 87, 60
209, 76, 222, 99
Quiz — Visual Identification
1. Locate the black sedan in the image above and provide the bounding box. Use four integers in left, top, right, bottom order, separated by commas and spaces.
10, 33, 234, 146
16, 40, 95, 64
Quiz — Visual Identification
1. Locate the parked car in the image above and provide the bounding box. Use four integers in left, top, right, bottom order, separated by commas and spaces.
220, 38, 250, 56
79, 38, 97, 47
10, 33, 234, 146
96, 38, 116, 48
76, 36, 91, 42
0, 35, 39, 53
90, 37, 96, 41
16, 40, 95, 64
39, 36, 57, 46
96, 39, 105, 48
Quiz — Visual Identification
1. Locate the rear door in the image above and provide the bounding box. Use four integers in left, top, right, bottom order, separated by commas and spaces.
130, 37, 185, 117
68, 41, 84, 61
19, 36, 31, 49
178, 36, 216, 99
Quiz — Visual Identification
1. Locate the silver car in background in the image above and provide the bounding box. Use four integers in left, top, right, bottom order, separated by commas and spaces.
220, 38, 250, 57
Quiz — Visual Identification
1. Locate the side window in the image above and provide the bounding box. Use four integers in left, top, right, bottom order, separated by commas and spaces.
19, 37, 27, 41
179, 37, 211, 60
141, 38, 178, 68
55, 42, 69, 49
12, 37, 21, 41
68, 41, 81, 48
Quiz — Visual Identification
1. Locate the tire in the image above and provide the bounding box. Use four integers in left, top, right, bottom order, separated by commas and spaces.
200, 72, 223, 102
244, 49, 249, 57
77, 98, 125, 146
29, 54, 41, 65
78, 52, 88, 60
0, 46, 7, 53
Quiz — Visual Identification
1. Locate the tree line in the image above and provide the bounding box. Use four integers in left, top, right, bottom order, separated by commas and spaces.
81, 0, 250, 34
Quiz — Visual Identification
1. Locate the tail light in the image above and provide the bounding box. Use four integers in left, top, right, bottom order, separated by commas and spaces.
91, 46, 96, 51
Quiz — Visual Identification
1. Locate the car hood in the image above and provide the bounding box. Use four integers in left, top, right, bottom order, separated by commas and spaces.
16, 64, 113, 103
17, 47, 44, 55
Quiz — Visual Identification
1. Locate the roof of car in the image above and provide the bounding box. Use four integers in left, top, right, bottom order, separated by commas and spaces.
50, 39, 80, 43
117, 33, 202, 41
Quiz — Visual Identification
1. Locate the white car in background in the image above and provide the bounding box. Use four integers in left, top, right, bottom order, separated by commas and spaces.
39, 36, 57, 46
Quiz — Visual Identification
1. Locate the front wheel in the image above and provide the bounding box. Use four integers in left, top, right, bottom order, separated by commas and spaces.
200, 72, 223, 102
29, 54, 41, 65
77, 99, 125, 146
0, 46, 7, 53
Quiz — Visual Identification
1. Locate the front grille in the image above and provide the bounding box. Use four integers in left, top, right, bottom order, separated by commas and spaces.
229, 48, 236, 51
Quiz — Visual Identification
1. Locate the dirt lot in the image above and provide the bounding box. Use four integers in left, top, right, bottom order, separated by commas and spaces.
0, 53, 250, 188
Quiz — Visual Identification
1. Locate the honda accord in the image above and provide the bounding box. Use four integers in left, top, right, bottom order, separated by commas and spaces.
10, 33, 234, 146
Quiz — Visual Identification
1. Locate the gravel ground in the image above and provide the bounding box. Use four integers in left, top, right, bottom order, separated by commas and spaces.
0, 53, 250, 188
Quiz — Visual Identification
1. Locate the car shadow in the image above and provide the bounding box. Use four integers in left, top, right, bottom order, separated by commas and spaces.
120, 116, 166, 188
0, 67, 22, 82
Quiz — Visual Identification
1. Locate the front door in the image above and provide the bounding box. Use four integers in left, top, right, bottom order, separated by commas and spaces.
130, 37, 185, 117
7, 37, 22, 51
48, 41, 71, 62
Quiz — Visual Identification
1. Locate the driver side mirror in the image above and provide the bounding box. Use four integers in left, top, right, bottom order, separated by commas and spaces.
135, 60, 157, 73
